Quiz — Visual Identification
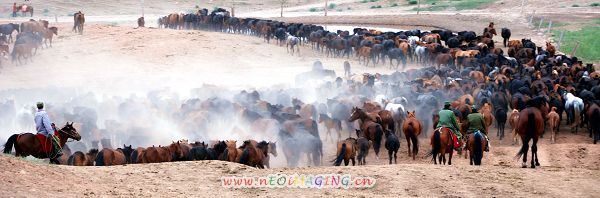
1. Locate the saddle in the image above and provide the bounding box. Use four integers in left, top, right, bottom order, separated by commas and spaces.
35, 133, 61, 158
436, 127, 461, 149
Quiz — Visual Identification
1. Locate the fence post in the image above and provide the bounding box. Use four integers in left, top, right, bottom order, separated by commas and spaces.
529, 11, 536, 27
520, 0, 525, 13
537, 17, 544, 31
557, 30, 565, 50
546, 21, 552, 34
571, 41, 580, 57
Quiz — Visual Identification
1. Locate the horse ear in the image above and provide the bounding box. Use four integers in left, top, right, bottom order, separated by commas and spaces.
412, 110, 415, 114
406, 111, 410, 115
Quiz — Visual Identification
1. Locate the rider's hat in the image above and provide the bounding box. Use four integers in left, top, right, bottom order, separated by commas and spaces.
36, 102, 44, 109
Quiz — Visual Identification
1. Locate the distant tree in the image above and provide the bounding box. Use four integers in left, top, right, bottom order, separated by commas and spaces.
280, 0, 288, 17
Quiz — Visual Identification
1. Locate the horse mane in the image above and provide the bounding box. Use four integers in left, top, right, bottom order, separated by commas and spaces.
88, 148, 99, 155
526, 96, 547, 109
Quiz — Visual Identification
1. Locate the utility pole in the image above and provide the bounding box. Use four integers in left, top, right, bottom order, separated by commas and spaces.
232, 0, 235, 17
324, 0, 328, 16
141, 0, 145, 17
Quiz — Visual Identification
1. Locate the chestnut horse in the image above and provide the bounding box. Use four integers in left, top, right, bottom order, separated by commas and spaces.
509, 109, 520, 145
68, 149, 98, 166
239, 140, 265, 168
515, 96, 548, 168
548, 107, 560, 143
95, 145, 133, 166
466, 131, 487, 165
402, 111, 422, 160
3, 122, 81, 164
429, 127, 454, 165
333, 137, 357, 166
142, 145, 173, 163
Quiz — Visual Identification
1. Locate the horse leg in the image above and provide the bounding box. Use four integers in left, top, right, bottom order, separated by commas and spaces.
405, 136, 411, 157
344, 158, 349, 166
351, 157, 355, 166
394, 150, 397, 164
388, 149, 393, 164
533, 138, 540, 167
448, 149, 453, 165
521, 139, 529, 168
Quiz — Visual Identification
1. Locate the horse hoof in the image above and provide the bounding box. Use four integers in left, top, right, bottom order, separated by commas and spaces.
535, 162, 540, 166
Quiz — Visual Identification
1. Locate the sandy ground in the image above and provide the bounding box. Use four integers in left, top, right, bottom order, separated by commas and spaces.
0, 0, 599, 197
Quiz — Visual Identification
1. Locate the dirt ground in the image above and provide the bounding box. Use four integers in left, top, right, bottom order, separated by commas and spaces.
0, 0, 599, 197
1, 128, 599, 197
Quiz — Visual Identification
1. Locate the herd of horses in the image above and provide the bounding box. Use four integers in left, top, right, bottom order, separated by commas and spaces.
0, 12, 85, 67
1, 8, 599, 170
153, 8, 599, 168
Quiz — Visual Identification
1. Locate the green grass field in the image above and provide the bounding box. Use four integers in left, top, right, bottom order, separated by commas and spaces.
411, 0, 495, 11
554, 20, 600, 62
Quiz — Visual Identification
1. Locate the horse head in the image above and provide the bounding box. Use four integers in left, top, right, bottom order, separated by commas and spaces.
59, 122, 81, 141
348, 107, 363, 122
268, 141, 277, 157
406, 110, 416, 118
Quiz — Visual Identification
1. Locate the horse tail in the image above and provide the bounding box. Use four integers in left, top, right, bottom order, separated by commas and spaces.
333, 143, 346, 166
3, 134, 17, 154
410, 130, 419, 156
95, 150, 105, 166
239, 148, 250, 165
428, 130, 441, 160
374, 124, 383, 155
516, 110, 535, 158
473, 132, 483, 165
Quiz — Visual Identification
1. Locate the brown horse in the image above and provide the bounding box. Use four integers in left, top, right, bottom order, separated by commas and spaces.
142, 145, 173, 163
95, 145, 133, 166
68, 149, 98, 166
333, 137, 357, 166
480, 103, 495, 132
515, 96, 548, 168
169, 141, 190, 161
130, 147, 145, 163
73, 12, 85, 34
547, 107, 560, 143
349, 107, 384, 158
509, 109, 520, 145
429, 127, 454, 165
221, 140, 240, 162
252, 140, 277, 168
402, 111, 422, 160
319, 113, 342, 142
586, 102, 600, 144
239, 140, 265, 168
3, 122, 81, 164
466, 132, 487, 165
42, 27, 58, 48
546, 42, 556, 57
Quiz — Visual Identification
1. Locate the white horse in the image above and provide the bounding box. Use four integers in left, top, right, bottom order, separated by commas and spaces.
564, 92, 584, 133
385, 97, 408, 136
414, 45, 428, 65
286, 34, 300, 56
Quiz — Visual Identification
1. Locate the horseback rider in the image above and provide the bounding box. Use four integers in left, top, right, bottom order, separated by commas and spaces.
466, 105, 490, 152
437, 101, 461, 149
34, 102, 62, 158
